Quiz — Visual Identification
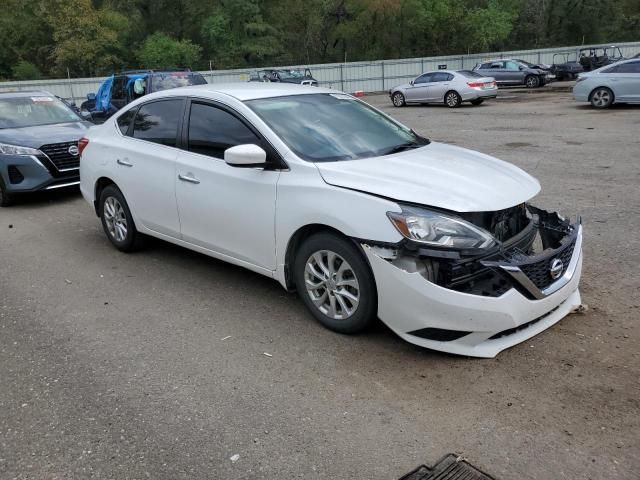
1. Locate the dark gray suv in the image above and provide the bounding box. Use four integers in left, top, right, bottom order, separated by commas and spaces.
0, 91, 91, 206
472, 59, 550, 88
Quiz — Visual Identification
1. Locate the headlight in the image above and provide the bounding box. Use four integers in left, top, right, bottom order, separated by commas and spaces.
0, 142, 42, 156
387, 206, 496, 249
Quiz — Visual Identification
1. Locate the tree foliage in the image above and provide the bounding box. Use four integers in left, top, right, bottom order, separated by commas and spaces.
0, 0, 637, 79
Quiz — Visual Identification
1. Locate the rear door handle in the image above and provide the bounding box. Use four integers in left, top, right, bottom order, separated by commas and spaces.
178, 173, 200, 184
117, 158, 133, 167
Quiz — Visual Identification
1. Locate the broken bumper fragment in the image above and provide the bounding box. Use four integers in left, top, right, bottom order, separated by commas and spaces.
363, 207, 583, 358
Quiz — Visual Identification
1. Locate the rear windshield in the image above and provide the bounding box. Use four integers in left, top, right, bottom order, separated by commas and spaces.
150, 72, 207, 92
0, 95, 80, 129
457, 70, 484, 78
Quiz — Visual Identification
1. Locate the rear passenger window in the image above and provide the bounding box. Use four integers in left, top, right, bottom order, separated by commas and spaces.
116, 109, 134, 134
187, 102, 261, 159
131, 100, 183, 147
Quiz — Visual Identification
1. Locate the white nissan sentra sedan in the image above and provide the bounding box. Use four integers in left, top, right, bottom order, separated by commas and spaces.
79, 83, 583, 358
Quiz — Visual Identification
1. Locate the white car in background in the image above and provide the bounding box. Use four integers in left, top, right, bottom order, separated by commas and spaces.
79, 83, 583, 358
573, 58, 640, 108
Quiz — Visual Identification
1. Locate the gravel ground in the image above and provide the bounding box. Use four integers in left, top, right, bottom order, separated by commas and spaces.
1, 88, 639, 480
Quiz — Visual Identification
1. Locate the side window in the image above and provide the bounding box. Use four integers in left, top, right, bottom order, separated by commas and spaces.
116, 109, 135, 134
187, 102, 261, 159
490, 62, 502, 69
614, 61, 640, 73
431, 72, 453, 82
414, 73, 432, 84
131, 99, 183, 147
480, 63, 491, 69
505, 61, 520, 71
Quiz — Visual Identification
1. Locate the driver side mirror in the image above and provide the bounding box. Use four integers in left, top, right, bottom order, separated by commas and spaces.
224, 144, 267, 168
409, 80, 414, 86
519, 66, 526, 71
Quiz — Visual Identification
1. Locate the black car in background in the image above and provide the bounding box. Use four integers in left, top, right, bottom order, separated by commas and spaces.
248, 68, 318, 86
0, 91, 91, 206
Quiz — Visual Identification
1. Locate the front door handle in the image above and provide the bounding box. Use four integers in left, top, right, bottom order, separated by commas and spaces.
117, 158, 133, 167
178, 173, 200, 184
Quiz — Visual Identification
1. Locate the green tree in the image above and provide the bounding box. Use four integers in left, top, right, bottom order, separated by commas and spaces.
137, 32, 203, 68
12, 61, 42, 80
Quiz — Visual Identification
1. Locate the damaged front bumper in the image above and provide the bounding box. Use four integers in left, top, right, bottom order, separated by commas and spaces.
362, 206, 583, 358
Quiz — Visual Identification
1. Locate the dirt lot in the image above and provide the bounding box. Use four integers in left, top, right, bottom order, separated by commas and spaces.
1, 88, 639, 480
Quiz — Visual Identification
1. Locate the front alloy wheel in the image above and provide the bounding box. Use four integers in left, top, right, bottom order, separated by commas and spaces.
590, 88, 613, 108
525, 75, 540, 88
392, 92, 406, 107
304, 250, 360, 320
293, 232, 377, 334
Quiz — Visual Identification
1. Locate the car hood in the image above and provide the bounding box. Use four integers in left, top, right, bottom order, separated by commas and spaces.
315, 142, 541, 212
0, 121, 90, 148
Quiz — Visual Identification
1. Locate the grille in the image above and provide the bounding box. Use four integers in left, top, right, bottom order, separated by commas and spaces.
519, 239, 576, 290
39, 141, 80, 171
7, 165, 24, 184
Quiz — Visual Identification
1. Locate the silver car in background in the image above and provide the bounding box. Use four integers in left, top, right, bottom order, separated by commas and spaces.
389, 70, 497, 108
573, 59, 640, 108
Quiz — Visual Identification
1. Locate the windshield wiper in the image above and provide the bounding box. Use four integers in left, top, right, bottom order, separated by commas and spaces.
383, 142, 424, 156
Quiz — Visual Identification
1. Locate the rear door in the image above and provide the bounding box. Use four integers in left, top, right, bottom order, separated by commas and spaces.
174, 100, 280, 269
113, 99, 184, 237
404, 73, 432, 102
425, 72, 453, 101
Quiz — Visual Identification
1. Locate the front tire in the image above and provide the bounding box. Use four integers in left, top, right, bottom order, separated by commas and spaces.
525, 75, 540, 88
470, 98, 484, 106
590, 87, 614, 109
293, 232, 377, 334
444, 90, 462, 108
99, 185, 143, 252
392, 92, 406, 107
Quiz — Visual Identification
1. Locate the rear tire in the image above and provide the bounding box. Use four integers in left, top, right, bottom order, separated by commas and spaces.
98, 185, 144, 252
392, 92, 406, 107
444, 90, 462, 108
590, 87, 614, 109
0, 179, 14, 207
525, 75, 540, 88
470, 99, 484, 106
293, 232, 377, 334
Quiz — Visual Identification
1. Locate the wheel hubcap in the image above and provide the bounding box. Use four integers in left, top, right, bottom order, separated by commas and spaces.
446, 94, 457, 106
527, 77, 537, 87
394, 94, 403, 106
593, 90, 610, 106
103, 196, 128, 242
304, 250, 360, 320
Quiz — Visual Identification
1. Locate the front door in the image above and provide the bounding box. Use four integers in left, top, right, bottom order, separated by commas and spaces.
405, 73, 433, 102
611, 61, 640, 102
504, 60, 526, 84
425, 72, 453, 101
175, 100, 280, 270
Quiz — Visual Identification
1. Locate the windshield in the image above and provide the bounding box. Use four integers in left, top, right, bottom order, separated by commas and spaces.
150, 72, 207, 92
457, 70, 484, 78
246, 94, 428, 162
276, 69, 307, 80
0, 95, 81, 129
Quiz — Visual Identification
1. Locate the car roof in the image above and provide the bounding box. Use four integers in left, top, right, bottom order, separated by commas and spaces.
152, 82, 336, 101
0, 90, 54, 98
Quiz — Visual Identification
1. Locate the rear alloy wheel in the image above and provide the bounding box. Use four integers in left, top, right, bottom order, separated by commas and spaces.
445, 91, 462, 108
99, 184, 144, 252
470, 99, 484, 106
525, 75, 540, 88
392, 92, 406, 107
590, 87, 614, 109
293, 232, 377, 334
0, 179, 14, 207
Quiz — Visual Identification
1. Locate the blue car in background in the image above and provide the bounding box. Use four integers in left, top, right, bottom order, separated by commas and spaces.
0, 91, 92, 206
80, 69, 207, 120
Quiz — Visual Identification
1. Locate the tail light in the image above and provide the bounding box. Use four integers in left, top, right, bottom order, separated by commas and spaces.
467, 82, 484, 88
78, 137, 89, 156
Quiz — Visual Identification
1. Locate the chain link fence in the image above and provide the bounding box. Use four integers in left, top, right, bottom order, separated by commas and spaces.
1, 41, 639, 103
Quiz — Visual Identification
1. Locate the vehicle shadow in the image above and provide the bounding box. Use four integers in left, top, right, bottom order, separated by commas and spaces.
8, 186, 82, 209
